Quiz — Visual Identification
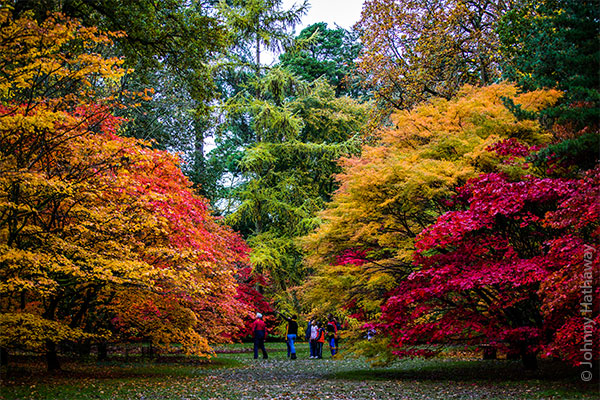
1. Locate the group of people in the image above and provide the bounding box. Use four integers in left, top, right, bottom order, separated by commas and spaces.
305, 314, 339, 359
250, 312, 340, 360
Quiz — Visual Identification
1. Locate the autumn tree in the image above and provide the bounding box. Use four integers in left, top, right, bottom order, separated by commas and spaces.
300, 84, 562, 358
11, 0, 229, 194
381, 166, 599, 369
0, 8, 248, 370
229, 266, 277, 340
356, 0, 507, 110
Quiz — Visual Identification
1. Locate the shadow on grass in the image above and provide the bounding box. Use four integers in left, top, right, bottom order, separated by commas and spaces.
330, 359, 597, 385
0, 356, 242, 384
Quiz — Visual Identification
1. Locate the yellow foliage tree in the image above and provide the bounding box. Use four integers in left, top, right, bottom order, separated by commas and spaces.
300, 84, 562, 356
0, 6, 248, 370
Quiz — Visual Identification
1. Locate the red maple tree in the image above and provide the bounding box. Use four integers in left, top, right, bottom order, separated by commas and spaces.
381, 168, 599, 369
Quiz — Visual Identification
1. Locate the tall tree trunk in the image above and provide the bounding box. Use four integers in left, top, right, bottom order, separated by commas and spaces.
521, 348, 538, 370
97, 342, 108, 361
192, 112, 206, 194
43, 296, 61, 371
46, 341, 60, 371
0, 347, 8, 366
255, 34, 261, 76
517, 340, 538, 370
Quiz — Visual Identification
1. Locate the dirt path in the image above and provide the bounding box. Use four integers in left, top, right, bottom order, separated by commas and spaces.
0, 346, 594, 399
199, 356, 579, 400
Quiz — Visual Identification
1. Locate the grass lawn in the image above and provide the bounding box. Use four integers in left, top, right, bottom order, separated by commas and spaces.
0, 342, 597, 399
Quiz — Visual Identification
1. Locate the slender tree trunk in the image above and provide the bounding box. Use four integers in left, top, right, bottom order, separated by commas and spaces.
69, 289, 93, 330
521, 348, 538, 370
46, 341, 60, 371
191, 112, 207, 194
42, 296, 61, 371
254, 34, 263, 138
7, 182, 21, 247
255, 35, 261, 76
0, 347, 8, 366
97, 342, 108, 361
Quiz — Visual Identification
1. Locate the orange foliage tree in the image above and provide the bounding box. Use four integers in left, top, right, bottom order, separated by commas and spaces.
0, 5, 249, 370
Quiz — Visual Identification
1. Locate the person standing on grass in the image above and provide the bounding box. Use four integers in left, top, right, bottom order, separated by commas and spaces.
278, 312, 298, 359
332, 315, 341, 350
309, 318, 319, 358
251, 312, 268, 359
326, 313, 338, 357
316, 321, 326, 359
305, 318, 314, 358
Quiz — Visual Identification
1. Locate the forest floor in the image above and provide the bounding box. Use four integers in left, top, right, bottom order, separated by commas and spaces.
0, 342, 597, 400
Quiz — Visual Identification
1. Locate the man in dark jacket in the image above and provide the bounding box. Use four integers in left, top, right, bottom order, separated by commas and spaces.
278, 312, 298, 359
251, 313, 268, 359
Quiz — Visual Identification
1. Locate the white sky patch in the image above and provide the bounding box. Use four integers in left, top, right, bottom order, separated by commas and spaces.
262, 0, 365, 64
285, 0, 365, 31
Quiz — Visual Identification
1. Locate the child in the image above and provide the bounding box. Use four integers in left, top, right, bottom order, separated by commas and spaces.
326, 314, 338, 356
316, 321, 326, 359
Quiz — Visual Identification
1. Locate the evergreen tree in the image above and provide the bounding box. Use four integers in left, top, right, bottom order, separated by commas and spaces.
279, 22, 364, 98
226, 69, 371, 300
498, 0, 600, 129
218, 0, 308, 74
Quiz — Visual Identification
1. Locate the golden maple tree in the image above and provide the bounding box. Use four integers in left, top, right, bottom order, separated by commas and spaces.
300, 84, 562, 358
0, 5, 249, 370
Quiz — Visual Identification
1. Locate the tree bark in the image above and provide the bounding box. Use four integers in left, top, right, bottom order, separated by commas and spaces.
521, 349, 538, 370
46, 341, 60, 371
191, 112, 207, 194
97, 342, 108, 361
0, 347, 8, 366
481, 345, 497, 360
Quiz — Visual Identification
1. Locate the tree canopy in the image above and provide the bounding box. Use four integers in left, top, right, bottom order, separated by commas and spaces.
1, 0, 598, 373
0, 7, 249, 370
279, 22, 364, 98
356, 0, 507, 110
